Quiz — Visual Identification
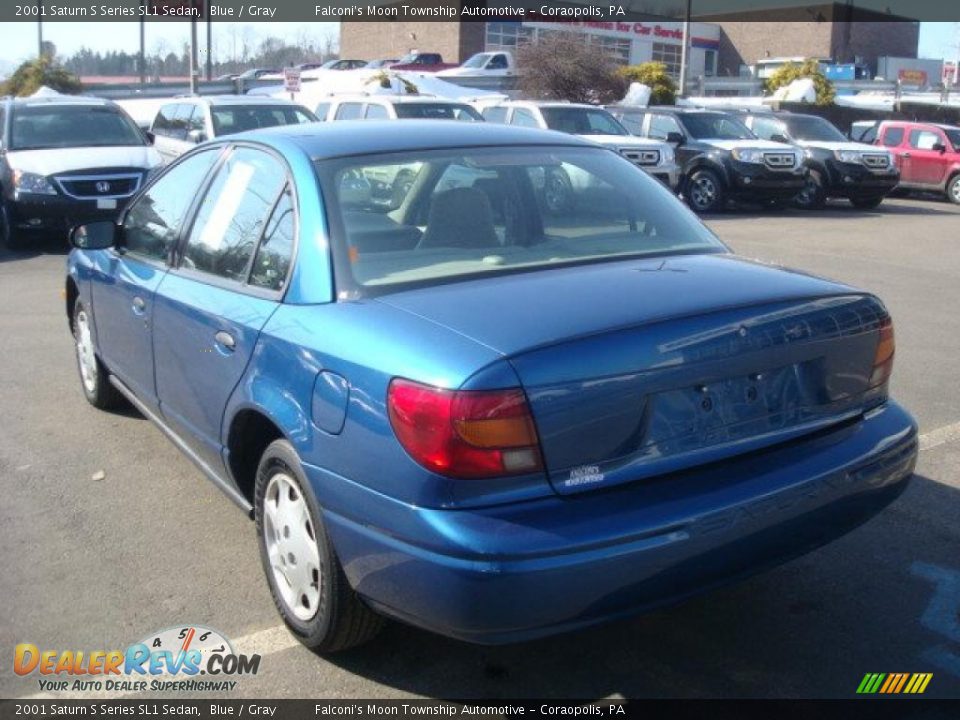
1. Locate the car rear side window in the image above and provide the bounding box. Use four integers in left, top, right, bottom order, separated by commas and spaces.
481, 107, 507, 123
180, 147, 286, 283
909, 129, 942, 150
335, 103, 364, 121
510, 108, 539, 128
882, 127, 904, 147
122, 148, 221, 262
249, 189, 295, 291
364, 103, 390, 120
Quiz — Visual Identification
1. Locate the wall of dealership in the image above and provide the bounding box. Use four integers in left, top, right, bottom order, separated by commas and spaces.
340, 20, 722, 80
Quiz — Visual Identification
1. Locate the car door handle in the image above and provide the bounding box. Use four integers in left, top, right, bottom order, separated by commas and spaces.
132, 296, 146, 315
902, 152, 911, 158
214, 330, 236, 351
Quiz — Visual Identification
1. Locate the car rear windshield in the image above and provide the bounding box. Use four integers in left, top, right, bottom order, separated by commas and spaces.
782, 115, 846, 142
316, 145, 725, 294
394, 104, 484, 122
679, 113, 754, 140
10, 105, 145, 150
540, 107, 627, 136
210, 105, 315, 136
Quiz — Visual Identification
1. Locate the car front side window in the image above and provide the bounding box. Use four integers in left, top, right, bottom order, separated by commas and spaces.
122, 148, 221, 262
180, 147, 287, 284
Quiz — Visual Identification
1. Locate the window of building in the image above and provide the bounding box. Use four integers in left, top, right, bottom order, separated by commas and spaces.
485, 22, 533, 51
703, 49, 717, 77
652, 42, 683, 79
588, 36, 631, 66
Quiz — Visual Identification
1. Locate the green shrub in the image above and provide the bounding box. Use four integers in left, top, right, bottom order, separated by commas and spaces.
1, 55, 82, 97
618, 63, 677, 105
762, 59, 835, 106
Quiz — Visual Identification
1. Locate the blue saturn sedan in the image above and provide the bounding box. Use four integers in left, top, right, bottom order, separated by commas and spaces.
66, 121, 917, 651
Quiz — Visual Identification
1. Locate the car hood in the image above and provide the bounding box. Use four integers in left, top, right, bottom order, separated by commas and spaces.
375, 253, 857, 357
793, 140, 884, 153
7, 145, 161, 175
701, 139, 796, 151
583, 134, 666, 148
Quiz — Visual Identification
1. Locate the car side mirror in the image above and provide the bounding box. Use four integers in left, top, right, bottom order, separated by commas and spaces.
770, 133, 790, 144
187, 129, 207, 144
144, 131, 155, 144
70, 221, 116, 250
932, 141, 946, 153
666, 131, 684, 146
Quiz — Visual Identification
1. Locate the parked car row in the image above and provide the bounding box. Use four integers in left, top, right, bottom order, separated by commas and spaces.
4, 89, 960, 252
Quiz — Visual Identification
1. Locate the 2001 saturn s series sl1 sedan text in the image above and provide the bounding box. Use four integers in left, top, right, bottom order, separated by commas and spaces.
65, 122, 918, 651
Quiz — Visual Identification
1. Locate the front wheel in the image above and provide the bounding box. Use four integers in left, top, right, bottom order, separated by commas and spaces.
850, 196, 884, 210
255, 439, 383, 652
73, 301, 123, 410
685, 169, 724, 213
794, 170, 826, 210
947, 175, 960, 206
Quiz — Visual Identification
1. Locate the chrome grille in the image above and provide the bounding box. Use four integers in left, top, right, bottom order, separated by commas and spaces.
762, 152, 796, 169
54, 173, 142, 200
862, 154, 890, 169
619, 148, 660, 167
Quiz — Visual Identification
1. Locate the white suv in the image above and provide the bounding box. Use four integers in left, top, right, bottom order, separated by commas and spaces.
314, 95, 485, 123
149, 96, 316, 163
478, 101, 680, 190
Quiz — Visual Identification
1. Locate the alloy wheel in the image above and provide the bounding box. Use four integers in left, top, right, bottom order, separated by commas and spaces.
690, 175, 717, 210
75, 309, 98, 395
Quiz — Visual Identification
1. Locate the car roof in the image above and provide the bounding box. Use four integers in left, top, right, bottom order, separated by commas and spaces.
166, 95, 304, 107
6, 95, 118, 108
500, 101, 602, 110
244, 120, 594, 159
328, 95, 473, 105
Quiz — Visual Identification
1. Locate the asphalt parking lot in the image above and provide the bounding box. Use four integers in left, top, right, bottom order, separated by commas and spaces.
1, 197, 959, 700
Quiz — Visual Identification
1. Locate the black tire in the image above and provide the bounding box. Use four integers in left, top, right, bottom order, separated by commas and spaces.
72, 300, 123, 410
947, 174, 960, 206
255, 439, 383, 652
850, 196, 884, 210
794, 170, 826, 210
1, 200, 26, 251
685, 169, 724, 213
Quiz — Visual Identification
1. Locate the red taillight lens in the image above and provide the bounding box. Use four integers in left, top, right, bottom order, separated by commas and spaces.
869, 317, 895, 389
387, 378, 543, 479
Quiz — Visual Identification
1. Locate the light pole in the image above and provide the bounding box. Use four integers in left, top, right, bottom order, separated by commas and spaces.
678, 0, 692, 97
37, 0, 43, 58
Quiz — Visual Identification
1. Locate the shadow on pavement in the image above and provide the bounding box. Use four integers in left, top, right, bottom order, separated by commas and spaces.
0, 236, 70, 263
321, 472, 960, 699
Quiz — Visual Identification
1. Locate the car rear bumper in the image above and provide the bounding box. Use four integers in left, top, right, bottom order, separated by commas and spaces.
311, 400, 917, 644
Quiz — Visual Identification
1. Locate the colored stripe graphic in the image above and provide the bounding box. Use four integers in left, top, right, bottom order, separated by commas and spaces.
857, 673, 932, 694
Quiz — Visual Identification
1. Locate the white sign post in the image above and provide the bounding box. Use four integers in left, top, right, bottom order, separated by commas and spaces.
284, 67, 302, 100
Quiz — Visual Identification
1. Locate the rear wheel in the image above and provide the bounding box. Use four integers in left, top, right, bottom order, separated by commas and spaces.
685, 169, 724, 213
947, 175, 960, 206
255, 439, 383, 652
850, 196, 884, 210
72, 301, 123, 410
794, 170, 826, 210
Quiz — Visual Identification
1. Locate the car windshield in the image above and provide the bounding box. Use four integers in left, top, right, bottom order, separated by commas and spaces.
680, 113, 754, 140
462, 53, 491, 69
943, 128, 960, 149
540, 107, 627, 136
10, 105, 146, 150
316, 146, 725, 294
210, 106, 315, 136
782, 115, 846, 142
394, 104, 483, 122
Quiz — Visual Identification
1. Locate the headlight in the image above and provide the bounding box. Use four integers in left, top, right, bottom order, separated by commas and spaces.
731, 148, 766, 164
834, 149, 862, 164
13, 170, 58, 195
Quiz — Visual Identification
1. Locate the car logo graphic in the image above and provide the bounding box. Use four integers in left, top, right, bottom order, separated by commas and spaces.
95, 181, 111, 193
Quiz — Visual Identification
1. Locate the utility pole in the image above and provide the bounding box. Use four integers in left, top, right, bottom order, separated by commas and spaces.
206, 13, 213, 81
37, 0, 43, 58
189, 0, 199, 94
139, 2, 146, 85
678, 0, 692, 97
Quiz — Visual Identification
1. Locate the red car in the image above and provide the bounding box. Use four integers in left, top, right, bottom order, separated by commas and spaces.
388, 52, 459, 73
872, 120, 960, 204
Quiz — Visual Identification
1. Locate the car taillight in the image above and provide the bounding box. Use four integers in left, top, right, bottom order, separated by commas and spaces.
387, 378, 543, 479
869, 317, 895, 389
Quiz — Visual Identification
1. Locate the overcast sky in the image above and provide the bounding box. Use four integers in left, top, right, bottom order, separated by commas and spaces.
0, 20, 956, 75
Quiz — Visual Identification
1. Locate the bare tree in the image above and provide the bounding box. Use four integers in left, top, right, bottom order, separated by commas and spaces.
518, 32, 627, 104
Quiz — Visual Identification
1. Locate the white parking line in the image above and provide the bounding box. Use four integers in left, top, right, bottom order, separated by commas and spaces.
918, 420, 960, 453
21, 420, 960, 700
